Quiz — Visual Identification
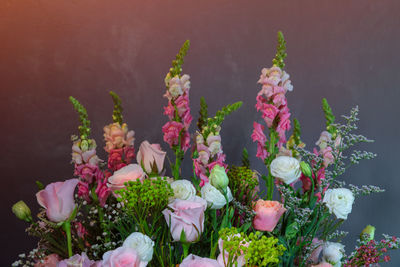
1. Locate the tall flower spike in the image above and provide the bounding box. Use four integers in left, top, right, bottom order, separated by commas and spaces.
69, 96, 91, 141
109, 91, 123, 125
272, 31, 287, 69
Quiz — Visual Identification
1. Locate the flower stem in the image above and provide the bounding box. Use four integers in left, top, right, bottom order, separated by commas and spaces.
182, 243, 190, 258
63, 221, 73, 257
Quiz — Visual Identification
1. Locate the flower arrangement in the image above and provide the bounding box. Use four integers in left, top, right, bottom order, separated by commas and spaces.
11, 32, 399, 267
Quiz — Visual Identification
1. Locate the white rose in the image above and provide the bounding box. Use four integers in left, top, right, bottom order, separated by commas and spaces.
170, 180, 196, 200
323, 188, 354, 220
270, 156, 301, 184
201, 183, 233, 209
322, 242, 345, 266
122, 232, 154, 262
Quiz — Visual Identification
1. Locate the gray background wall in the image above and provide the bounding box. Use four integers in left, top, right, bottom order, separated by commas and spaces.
1, 0, 399, 265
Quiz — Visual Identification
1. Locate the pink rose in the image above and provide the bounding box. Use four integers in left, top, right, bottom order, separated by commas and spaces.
36, 179, 79, 222
107, 164, 145, 191
180, 254, 221, 267
162, 196, 207, 242
102, 247, 145, 267
136, 141, 166, 174
34, 254, 60, 267
162, 121, 184, 147
58, 253, 96, 267
253, 200, 286, 232
104, 123, 135, 153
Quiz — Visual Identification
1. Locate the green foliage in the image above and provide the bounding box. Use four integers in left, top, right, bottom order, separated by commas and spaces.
241, 148, 250, 168
169, 40, 190, 77
197, 97, 208, 130
202, 101, 243, 137
109, 91, 123, 124
69, 96, 91, 140
272, 31, 287, 70
322, 98, 336, 134
228, 165, 258, 204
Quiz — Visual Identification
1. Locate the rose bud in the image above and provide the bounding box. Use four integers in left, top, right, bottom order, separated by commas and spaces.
12, 200, 33, 222
209, 165, 229, 192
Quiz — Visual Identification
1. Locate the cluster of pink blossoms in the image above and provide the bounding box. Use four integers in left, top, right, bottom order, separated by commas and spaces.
300, 131, 341, 200
71, 139, 110, 207
103, 122, 135, 171
193, 130, 226, 187
162, 74, 192, 152
252, 66, 293, 160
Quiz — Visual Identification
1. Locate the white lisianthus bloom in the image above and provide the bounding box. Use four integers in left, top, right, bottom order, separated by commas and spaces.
323, 188, 354, 220
322, 242, 345, 267
170, 180, 196, 200
122, 232, 154, 262
270, 156, 301, 184
201, 183, 233, 209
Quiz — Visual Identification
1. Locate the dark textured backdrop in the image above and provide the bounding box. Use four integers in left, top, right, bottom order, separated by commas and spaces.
1, 0, 400, 265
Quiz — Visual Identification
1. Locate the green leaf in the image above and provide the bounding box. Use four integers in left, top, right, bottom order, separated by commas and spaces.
36, 180, 44, 190
272, 31, 287, 69
109, 91, 123, 124
241, 148, 250, 168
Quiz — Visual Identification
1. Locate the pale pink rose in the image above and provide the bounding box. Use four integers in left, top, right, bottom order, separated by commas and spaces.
162, 121, 184, 147
162, 196, 207, 242
311, 263, 333, 267
58, 252, 96, 267
180, 254, 221, 267
36, 179, 79, 222
102, 247, 146, 267
253, 200, 286, 232
107, 164, 145, 191
136, 141, 166, 174
34, 254, 60, 267
103, 123, 135, 153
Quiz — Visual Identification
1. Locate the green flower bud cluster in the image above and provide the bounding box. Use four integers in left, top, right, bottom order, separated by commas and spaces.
245, 232, 286, 266
228, 165, 259, 204
218, 228, 285, 267
116, 177, 173, 212
169, 40, 190, 78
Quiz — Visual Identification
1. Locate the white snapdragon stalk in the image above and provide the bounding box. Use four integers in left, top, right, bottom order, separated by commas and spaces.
201, 183, 233, 209
123, 232, 154, 262
170, 180, 196, 200
270, 156, 301, 184
322, 242, 345, 267
323, 188, 355, 220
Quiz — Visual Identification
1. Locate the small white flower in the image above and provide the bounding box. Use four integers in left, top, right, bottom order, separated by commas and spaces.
322, 242, 345, 266
122, 232, 154, 262
270, 156, 301, 184
323, 188, 354, 220
201, 183, 233, 209
170, 180, 196, 200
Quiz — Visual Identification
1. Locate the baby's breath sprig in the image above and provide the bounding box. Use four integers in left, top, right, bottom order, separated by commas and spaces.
69, 96, 91, 141
109, 91, 123, 125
